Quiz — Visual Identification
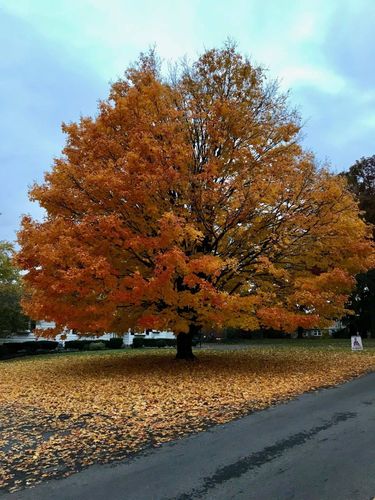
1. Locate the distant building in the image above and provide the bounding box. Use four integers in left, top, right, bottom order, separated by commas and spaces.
0, 321, 175, 347
300, 320, 345, 338
34, 321, 175, 346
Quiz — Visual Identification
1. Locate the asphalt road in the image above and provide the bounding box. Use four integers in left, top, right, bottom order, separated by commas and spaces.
4, 372, 375, 500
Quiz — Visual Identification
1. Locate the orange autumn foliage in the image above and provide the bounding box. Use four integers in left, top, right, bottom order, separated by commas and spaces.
17, 44, 375, 337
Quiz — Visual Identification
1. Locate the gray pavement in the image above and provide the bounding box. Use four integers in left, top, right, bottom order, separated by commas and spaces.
3, 372, 375, 500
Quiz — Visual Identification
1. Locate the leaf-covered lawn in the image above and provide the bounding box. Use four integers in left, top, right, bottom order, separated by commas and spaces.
1, 347, 375, 492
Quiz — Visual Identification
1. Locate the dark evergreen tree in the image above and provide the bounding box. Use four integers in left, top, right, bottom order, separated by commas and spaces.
343, 156, 375, 337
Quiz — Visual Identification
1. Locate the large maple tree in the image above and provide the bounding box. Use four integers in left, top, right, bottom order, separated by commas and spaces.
17, 44, 374, 358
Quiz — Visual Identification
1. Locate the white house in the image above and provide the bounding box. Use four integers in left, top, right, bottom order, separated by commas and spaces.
37, 322, 175, 346
301, 320, 346, 338
0, 321, 175, 346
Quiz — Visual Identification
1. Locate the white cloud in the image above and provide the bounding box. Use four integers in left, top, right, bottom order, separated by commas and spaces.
0, 0, 343, 93
0, 0, 202, 78
279, 65, 347, 94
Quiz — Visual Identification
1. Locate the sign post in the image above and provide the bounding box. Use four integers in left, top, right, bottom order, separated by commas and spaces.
351, 335, 363, 351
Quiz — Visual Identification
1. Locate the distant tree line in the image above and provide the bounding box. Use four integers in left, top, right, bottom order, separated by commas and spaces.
0, 241, 30, 337
341, 155, 375, 337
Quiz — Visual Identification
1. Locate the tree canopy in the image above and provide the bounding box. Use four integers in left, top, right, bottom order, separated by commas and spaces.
0, 242, 30, 336
342, 155, 375, 337
17, 44, 374, 356
344, 154, 375, 233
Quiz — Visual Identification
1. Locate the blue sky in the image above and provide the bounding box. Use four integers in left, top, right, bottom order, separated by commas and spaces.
0, 0, 374, 243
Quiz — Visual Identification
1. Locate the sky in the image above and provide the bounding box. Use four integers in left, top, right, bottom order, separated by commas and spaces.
0, 0, 374, 243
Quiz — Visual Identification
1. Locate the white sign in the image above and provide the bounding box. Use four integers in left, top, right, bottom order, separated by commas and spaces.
351, 335, 363, 351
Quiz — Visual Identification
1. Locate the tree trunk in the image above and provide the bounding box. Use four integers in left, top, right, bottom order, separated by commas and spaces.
176, 324, 199, 360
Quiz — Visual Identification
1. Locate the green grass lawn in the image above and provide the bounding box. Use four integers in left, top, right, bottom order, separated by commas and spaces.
218, 337, 375, 351
2, 338, 372, 366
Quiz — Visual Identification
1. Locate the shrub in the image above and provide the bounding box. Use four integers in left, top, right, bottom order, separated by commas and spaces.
331, 329, 351, 339
263, 329, 290, 339
0, 344, 9, 358
37, 340, 59, 350
105, 338, 123, 349
222, 327, 250, 340
144, 338, 160, 347
3, 342, 23, 354
22, 341, 39, 354
132, 337, 177, 348
164, 338, 177, 347
0, 340, 59, 359
88, 341, 106, 350
132, 337, 145, 348
5, 342, 36, 353
64, 340, 90, 351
